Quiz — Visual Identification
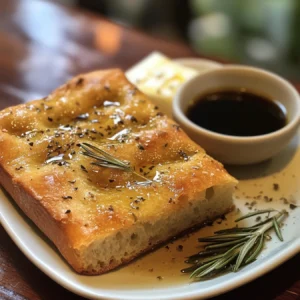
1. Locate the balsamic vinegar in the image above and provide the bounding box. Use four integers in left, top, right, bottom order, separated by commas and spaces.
186, 89, 286, 136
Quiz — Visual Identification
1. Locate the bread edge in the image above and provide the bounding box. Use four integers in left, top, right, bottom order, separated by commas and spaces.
0, 164, 83, 272
0, 162, 235, 275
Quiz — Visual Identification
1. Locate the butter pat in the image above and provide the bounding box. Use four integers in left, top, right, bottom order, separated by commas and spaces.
126, 52, 198, 117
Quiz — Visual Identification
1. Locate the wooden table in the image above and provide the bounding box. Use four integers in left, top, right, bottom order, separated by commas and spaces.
0, 1, 299, 299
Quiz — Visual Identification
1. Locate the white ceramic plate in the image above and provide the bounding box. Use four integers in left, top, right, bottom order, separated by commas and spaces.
0, 59, 299, 300
174, 58, 223, 72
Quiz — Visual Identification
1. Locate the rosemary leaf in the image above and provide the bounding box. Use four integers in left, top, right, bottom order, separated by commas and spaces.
234, 235, 259, 272
245, 234, 264, 264
194, 260, 219, 278
80, 143, 152, 184
235, 209, 275, 222
215, 251, 239, 270
204, 237, 249, 250
190, 260, 216, 278
81, 143, 130, 171
215, 227, 257, 234
185, 248, 230, 263
272, 217, 283, 241
199, 233, 251, 242
196, 253, 227, 264
91, 161, 127, 169
195, 259, 221, 278
196, 247, 240, 278
249, 216, 277, 228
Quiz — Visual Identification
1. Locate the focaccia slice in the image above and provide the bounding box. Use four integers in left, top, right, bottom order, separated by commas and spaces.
0, 69, 237, 274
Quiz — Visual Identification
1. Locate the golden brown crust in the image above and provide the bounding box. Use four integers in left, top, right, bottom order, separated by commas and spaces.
0, 69, 237, 274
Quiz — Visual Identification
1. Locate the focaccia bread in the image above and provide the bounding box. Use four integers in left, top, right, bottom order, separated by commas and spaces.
0, 69, 237, 275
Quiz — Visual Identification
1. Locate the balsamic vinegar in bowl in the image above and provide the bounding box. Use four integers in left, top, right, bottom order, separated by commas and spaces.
186, 89, 287, 137
173, 65, 300, 164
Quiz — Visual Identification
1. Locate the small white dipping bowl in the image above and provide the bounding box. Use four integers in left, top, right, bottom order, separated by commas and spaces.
173, 65, 300, 165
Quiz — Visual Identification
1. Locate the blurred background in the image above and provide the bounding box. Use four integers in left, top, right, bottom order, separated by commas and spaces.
52, 0, 300, 80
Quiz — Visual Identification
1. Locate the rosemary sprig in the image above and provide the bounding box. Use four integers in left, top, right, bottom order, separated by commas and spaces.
80, 143, 152, 184
181, 209, 288, 279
